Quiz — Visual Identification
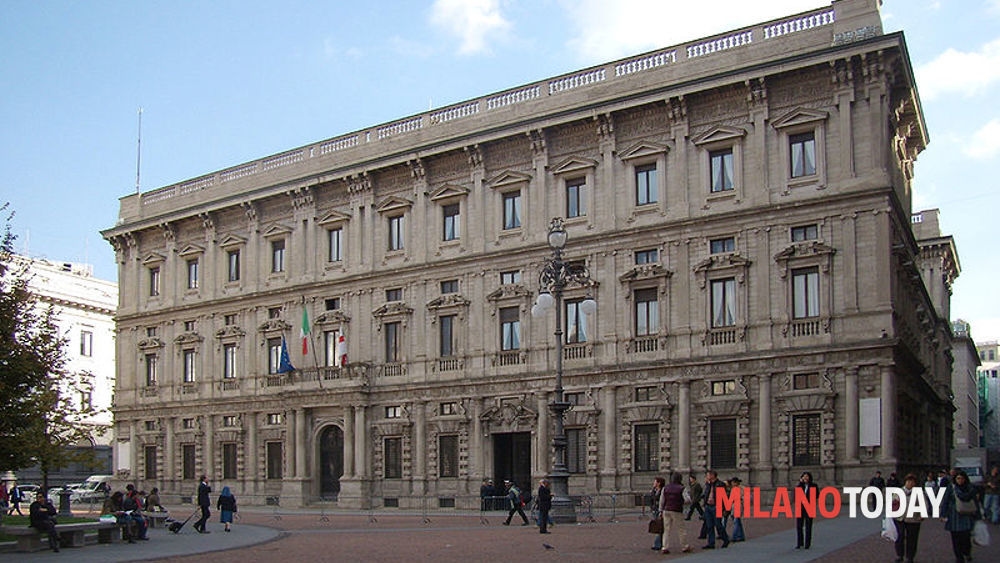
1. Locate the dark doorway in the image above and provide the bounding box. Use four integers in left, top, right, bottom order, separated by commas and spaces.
319, 426, 344, 500
493, 432, 531, 490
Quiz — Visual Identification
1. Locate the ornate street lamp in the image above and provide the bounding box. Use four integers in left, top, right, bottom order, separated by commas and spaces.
531, 217, 596, 523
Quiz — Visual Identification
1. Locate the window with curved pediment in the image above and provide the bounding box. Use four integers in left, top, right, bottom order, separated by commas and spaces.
774, 238, 835, 338
315, 309, 350, 369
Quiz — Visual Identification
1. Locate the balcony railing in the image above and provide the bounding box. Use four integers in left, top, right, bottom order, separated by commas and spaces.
708, 327, 738, 345
563, 342, 593, 361
630, 336, 659, 354
493, 350, 525, 367
221, 379, 240, 391
437, 357, 464, 372
790, 319, 823, 337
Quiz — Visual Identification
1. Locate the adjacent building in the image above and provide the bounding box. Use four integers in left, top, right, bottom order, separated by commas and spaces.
978, 341, 1000, 451
102, 0, 956, 508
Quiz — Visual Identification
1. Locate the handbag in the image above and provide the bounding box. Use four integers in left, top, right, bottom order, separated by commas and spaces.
973, 520, 991, 547
955, 489, 977, 515
648, 517, 663, 535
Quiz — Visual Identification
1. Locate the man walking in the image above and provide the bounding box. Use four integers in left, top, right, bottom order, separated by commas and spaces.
193, 475, 212, 533
537, 479, 552, 534
501, 480, 529, 526
701, 470, 729, 550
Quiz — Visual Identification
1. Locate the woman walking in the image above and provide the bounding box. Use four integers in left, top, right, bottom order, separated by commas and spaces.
942, 470, 980, 563
217, 486, 237, 532
892, 474, 923, 563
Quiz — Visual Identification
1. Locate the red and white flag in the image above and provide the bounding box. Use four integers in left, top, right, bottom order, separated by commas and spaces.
336, 332, 347, 367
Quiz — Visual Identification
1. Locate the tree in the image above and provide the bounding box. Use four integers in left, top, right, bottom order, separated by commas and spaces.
0, 204, 105, 487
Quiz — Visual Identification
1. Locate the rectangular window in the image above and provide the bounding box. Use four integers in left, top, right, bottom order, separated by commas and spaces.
500, 307, 520, 351
790, 131, 817, 178
268, 307, 282, 319
266, 442, 283, 479
566, 178, 587, 218
793, 373, 820, 390
144, 420, 156, 431
441, 402, 458, 415
710, 418, 737, 469
224, 314, 237, 326
502, 191, 521, 230
267, 413, 283, 425
145, 354, 158, 386
267, 338, 282, 375
325, 298, 341, 311
183, 350, 197, 383
635, 386, 655, 402
223, 344, 237, 379
223, 443, 238, 480
149, 267, 160, 296
636, 164, 658, 205
223, 415, 237, 427
271, 240, 285, 273
710, 148, 735, 193
182, 444, 196, 480
565, 392, 583, 406
80, 390, 92, 410
442, 204, 460, 241
385, 406, 402, 418
328, 228, 343, 262
184, 320, 196, 332
791, 224, 819, 242
388, 215, 404, 250
80, 329, 93, 357
385, 288, 402, 302
792, 414, 822, 465
711, 380, 736, 396
792, 267, 820, 319
440, 279, 458, 294
146, 326, 158, 337
500, 270, 521, 284
635, 249, 658, 264
384, 322, 400, 362
440, 315, 456, 357
187, 259, 199, 289
439, 435, 458, 478
182, 418, 195, 429
565, 300, 589, 343
634, 288, 659, 336
384, 437, 402, 479
567, 428, 586, 474
324, 330, 338, 367
633, 424, 659, 472
227, 250, 240, 282
710, 237, 735, 254
144, 445, 157, 480
710, 278, 737, 328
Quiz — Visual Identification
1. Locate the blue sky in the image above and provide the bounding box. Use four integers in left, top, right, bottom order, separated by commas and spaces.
2, 0, 999, 341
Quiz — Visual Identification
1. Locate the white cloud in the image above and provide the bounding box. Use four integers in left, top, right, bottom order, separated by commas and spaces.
916, 38, 1000, 101
558, 0, 827, 64
429, 0, 511, 56
964, 118, 1000, 159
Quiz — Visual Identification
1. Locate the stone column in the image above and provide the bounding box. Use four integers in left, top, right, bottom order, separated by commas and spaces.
246, 412, 257, 483
203, 415, 214, 478
129, 420, 139, 477
601, 386, 617, 475
413, 401, 426, 493
678, 382, 691, 472
344, 406, 355, 478
286, 409, 296, 478
164, 417, 175, 491
845, 368, 859, 462
758, 374, 772, 469
355, 406, 367, 476
880, 365, 896, 464
470, 399, 482, 480
537, 393, 550, 477
295, 409, 307, 479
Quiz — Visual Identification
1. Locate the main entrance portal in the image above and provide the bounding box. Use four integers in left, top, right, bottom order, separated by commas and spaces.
493, 432, 531, 489
319, 426, 343, 500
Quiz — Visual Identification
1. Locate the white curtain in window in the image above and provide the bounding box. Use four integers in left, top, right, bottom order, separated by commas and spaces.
712, 278, 736, 327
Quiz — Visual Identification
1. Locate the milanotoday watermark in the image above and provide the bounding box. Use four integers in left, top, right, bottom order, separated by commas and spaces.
716, 486, 946, 519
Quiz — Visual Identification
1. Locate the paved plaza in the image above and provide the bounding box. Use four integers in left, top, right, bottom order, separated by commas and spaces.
5, 504, 999, 562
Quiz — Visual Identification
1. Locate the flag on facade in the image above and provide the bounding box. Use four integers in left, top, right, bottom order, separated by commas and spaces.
278, 335, 295, 373
336, 332, 347, 367
301, 306, 310, 356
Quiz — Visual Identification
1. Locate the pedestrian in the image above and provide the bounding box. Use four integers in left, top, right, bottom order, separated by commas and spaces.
686, 474, 704, 521
984, 465, 1000, 525
194, 475, 212, 533
869, 470, 886, 491
659, 473, 691, 554
7, 482, 24, 516
0, 483, 9, 514
924, 472, 939, 491
29, 491, 60, 552
501, 480, 529, 526
892, 473, 923, 563
701, 470, 730, 549
887, 472, 901, 488
480, 479, 494, 511
729, 477, 746, 542
942, 470, 980, 563
537, 479, 552, 534
217, 486, 237, 532
145, 487, 166, 512
649, 476, 665, 550
795, 471, 816, 550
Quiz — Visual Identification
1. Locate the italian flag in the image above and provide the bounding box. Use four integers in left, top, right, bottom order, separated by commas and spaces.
300, 307, 310, 355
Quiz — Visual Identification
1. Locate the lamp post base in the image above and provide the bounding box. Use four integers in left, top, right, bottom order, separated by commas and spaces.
550, 494, 577, 524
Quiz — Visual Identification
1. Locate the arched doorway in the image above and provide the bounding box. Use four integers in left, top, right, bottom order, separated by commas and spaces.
319, 426, 344, 500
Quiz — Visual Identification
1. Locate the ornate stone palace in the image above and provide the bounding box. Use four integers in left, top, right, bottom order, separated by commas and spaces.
102, 0, 958, 508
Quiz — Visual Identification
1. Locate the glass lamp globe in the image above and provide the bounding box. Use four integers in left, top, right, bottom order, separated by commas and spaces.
580, 298, 597, 315
536, 292, 555, 310
531, 304, 543, 318
547, 228, 567, 250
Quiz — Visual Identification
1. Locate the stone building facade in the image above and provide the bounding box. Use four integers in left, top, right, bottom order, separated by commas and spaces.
102, 0, 956, 508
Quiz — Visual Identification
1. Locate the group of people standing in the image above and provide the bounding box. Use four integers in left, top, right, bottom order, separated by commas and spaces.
647, 470, 753, 554
873, 466, 999, 563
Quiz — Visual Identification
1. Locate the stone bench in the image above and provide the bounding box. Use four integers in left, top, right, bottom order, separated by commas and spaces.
145, 511, 170, 528
1, 521, 122, 552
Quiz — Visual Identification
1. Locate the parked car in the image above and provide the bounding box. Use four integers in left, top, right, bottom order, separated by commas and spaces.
15, 484, 41, 499
70, 474, 112, 503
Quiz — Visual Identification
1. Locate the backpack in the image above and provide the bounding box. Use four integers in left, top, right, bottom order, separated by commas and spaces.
520, 488, 532, 506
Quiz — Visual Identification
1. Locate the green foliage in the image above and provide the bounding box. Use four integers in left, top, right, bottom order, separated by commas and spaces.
0, 203, 105, 483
